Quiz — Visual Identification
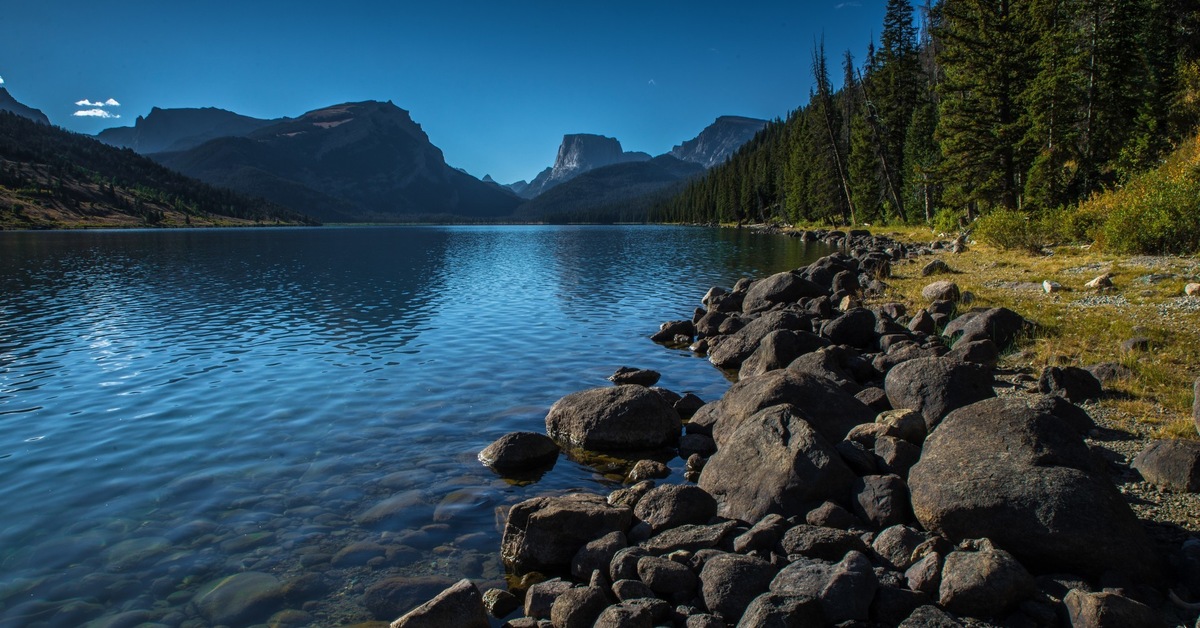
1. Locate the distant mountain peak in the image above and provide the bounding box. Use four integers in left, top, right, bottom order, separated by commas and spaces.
0, 87, 50, 125
519, 133, 651, 199
670, 116, 768, 168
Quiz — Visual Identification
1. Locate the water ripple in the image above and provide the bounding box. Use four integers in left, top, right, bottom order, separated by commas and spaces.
0, 226, 829, 623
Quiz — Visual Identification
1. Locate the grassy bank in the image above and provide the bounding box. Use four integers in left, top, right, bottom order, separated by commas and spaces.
866, 226, 1200, 440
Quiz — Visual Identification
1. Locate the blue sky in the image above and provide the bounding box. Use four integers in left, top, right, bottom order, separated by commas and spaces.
1, 1, 900, 183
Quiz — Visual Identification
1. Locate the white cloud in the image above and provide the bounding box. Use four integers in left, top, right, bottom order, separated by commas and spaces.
0, 75, 5, 85
648, 79, 657, 86
835, 2, 862, 8
73, 108, 120, 119
75, 98, 121, 107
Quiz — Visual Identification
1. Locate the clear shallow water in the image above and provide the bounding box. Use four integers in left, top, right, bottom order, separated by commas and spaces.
0, 225, 831, 626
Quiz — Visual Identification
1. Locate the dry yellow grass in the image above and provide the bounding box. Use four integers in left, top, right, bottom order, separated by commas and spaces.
874, 226, 1200, 439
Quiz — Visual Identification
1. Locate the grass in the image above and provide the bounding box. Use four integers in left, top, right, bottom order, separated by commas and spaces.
869, 225, 1200, 440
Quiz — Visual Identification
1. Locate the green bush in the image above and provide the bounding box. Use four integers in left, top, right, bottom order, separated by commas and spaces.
972, 208, 1072, 252
931, 208, 967, 235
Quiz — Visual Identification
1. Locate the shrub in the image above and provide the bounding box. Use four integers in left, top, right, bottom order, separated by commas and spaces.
1076, 131, 1200, 254
972, 208, 1073, 252
931, 208, 967, 236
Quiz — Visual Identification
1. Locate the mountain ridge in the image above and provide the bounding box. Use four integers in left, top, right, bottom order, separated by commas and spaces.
97, 107, 279, 154
0, 88, 50, 126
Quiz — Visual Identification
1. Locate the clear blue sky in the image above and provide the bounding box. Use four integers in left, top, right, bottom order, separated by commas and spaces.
1, 1, 902, 183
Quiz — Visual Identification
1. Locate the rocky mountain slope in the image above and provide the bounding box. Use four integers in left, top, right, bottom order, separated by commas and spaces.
0, 111, 310, 229
669, 115, 767, 168
0, 87, 50, 125
155, 101, 521, 222
517, 134, 651, 199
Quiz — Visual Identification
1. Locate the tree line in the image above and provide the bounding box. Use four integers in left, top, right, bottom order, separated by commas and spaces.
653, 0, 1200, 227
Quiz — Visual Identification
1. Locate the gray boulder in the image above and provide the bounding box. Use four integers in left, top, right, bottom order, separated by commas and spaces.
908, 396, 1163, 583
501, 493, 632, 573
852, 474, 910, 529
609, 367, 662, 386
1132, 439, 1200, 492
594, 602, 654, 628
549, 585, 610, 628
523, 578, 572, 619
738, 330, 830, 379
695, 369, 873, 449
389, 579, 488, 628
736, 593, 824, 627
945, 339, 999, 366
698, 405, 856, 522
637, 555, 697, 597
872, 525, 927, 570
779, 525, 869, 562
770, 552, 877, 623
700, 553, 777, 622
821, 308, 878, 350
742, 271, 828, 314
943, 307, 1031, 350
708, 311, 812, 369
545, 386, 681, 451
633, 484, 718, 533
898, 605, 963, 627
1038, 366, 1103, 403
572, 531, 627, 581
1063, 589, 1162, 628
477, 432, 559, 472
938, 540, 1034, 619
921, 281, 960, 302
883, 356, 995, 431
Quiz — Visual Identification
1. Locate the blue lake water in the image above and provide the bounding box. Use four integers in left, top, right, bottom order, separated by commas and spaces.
0, 225, 832, 626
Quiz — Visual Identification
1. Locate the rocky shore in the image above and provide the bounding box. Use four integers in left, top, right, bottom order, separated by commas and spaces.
392, 230, 1200, 628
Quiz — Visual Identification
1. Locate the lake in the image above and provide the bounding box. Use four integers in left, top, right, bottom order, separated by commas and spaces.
0, 225, 833, 626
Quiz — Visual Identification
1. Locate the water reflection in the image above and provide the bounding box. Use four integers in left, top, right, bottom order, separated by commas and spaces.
0, 226, 831, 626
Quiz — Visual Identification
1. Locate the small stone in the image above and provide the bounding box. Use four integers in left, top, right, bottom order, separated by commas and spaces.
1043, 280, 1064, 293
1121, 337, 1152, 353
482, 588, 520, 619
921, 259, 952, 277
921, 281, 960, 303
626, 460, 671, 483
1132, 439, 1200, 492
1084, 273, 1114, 290
478, 432, 560, 473
609, 367, 662, 387
1186, 283, 1200, 297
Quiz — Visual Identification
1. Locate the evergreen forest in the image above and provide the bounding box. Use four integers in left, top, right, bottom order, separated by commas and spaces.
654, 0, 1200, 246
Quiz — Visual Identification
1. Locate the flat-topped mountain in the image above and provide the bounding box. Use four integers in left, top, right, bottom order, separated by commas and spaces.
155, 100, 520, 222
97, 107, 278, 154
518, 134, 651, 199
0, 88, 50, 126
669, 115, 767, 168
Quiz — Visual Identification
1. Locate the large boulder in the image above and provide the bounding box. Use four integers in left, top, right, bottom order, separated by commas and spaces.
921, 281, 960, 303
389, 579, 488, 628
943, 307, 1032, 350
545, 386, 681, 451
908, 397, 1163, 583
693, 369, 873, 449
1132, 439, 1200, 492
501, 493, 632, 573
742, 271, 828, 314
708, 311, 811, 369
698, 405, 856, 522
883, 357, 995, 431
1063, 589, 1162, 628
738, 330, 830, 379
821, 308, 878, 350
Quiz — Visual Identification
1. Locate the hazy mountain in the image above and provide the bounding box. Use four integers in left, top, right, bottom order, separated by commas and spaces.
515, 155, 703, 221
519, 134, 651, 199
0, 88, 50, 125
155, 100, 521, 222
669, 115, 767, 168
97, 107, 278, 154
0, 110, 311, 229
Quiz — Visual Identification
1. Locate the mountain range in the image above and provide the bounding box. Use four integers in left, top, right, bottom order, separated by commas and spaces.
0, 89, 768, 224
149, 101, 522, 222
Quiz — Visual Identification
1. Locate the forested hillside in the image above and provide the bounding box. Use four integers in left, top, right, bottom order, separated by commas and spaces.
0, 111, 314, 229
655, 0, 1200, 230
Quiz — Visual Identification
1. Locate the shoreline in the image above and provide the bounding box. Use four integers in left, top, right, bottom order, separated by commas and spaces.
395, 228, 1200, 627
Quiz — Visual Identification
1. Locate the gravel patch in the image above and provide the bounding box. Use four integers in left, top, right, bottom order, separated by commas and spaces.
1159, 297, 1200, 316
1071, 294, 1132, 308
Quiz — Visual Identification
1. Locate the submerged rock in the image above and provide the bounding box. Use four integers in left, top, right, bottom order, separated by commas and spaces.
478, 432, 560, 472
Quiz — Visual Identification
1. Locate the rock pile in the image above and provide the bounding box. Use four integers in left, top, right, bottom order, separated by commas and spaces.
396, 232, 1192, 627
